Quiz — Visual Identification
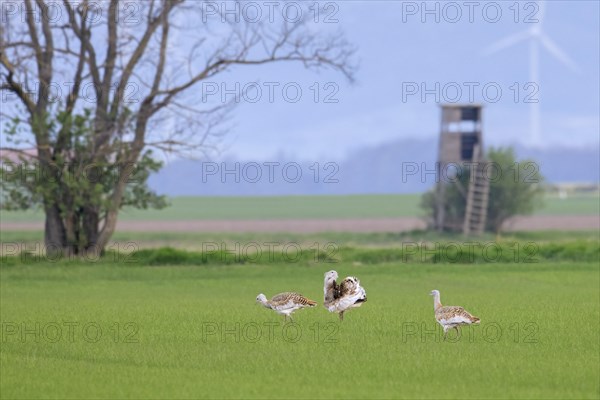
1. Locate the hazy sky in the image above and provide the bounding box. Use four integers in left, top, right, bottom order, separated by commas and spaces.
2, 1, 598, 162
208, 1, 599, 161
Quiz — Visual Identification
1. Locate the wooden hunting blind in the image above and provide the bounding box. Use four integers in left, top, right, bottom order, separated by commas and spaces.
434, 104, 489, 235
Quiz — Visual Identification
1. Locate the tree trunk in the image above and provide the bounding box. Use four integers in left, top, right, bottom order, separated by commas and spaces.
82, 207, 100, 253
95, 208, 119, 255
44, 203, 67, 257
44, 201, 104, 258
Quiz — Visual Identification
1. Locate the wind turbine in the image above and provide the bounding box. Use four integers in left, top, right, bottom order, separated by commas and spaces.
483, 1, 580, 146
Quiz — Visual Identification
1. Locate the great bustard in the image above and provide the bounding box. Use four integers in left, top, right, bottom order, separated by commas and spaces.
430, 289, 480, 339
323, 270, 367, 321
256, 292, 317, 322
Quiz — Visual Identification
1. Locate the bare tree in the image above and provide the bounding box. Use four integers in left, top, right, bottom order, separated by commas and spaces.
0, 0, 356, 256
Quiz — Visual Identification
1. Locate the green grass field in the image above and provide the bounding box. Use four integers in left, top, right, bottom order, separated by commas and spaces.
2, 229, 599, 253
1, 193, 598, 222
1, 196, 599, 399
1, 257, 598, 399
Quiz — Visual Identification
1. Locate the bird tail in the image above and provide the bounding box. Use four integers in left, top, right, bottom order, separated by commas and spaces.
471, 316, 480, 324
306, 299, 318, 307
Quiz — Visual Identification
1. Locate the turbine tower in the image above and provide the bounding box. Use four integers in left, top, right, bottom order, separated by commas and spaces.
483, 1, 579, 146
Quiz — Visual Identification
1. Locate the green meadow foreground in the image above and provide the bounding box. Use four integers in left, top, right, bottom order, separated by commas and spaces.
1, 255, 599, 399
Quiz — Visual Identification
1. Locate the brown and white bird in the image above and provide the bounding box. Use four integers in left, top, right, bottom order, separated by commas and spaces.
430, 289, 480, 339
256, 292, 317, 322
323, 270, 367, 321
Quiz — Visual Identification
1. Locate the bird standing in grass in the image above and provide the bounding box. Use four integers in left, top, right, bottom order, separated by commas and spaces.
323, 270, 367, 321
430, 289, 480, 340
256, 292, 317, 322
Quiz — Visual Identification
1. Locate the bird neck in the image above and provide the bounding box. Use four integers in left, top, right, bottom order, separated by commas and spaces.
324, 279, 335, 294
433, 293, 442, 310
259, 299, 271, 309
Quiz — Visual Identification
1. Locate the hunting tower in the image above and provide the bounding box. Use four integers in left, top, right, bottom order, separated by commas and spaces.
434, 104, 489, 234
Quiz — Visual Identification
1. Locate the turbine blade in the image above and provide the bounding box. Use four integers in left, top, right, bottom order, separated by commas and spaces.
539, 34, 580, 73
482, 31, 530, 56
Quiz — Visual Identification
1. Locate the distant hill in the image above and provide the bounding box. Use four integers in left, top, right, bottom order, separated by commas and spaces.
149, 139, 599, 195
